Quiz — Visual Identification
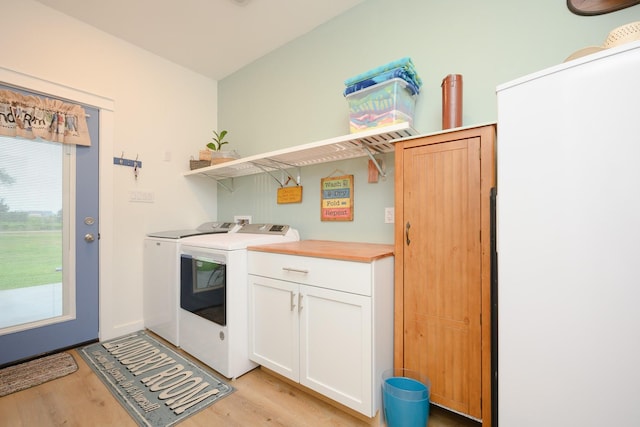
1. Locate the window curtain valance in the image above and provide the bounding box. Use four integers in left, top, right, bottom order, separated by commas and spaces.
0, 89, 91, 146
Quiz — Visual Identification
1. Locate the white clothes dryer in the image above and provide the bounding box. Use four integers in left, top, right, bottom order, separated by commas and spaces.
178, 224, 300, 379
143, 222, 237, 345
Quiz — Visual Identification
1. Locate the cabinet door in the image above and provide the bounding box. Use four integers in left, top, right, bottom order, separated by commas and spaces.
248, 275, 299, 381
299, 284, 373, 416
401, 136, 483, 418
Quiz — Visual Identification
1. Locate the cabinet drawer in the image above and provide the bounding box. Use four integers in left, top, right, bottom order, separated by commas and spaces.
248, 251, 372, 296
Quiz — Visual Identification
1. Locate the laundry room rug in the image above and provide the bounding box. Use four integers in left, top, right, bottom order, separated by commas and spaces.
0, 351, 78, 397
78, 330, 234, 427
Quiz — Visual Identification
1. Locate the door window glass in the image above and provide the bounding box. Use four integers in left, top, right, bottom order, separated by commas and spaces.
0, 136, 75, 332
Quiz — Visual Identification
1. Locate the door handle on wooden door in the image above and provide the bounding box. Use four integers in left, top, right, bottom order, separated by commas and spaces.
405, 221, 411, 246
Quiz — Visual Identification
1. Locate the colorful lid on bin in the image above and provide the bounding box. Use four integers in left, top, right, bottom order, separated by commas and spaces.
343, 57, 422, 96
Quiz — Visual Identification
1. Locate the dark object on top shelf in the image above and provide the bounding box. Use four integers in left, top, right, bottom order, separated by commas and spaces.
567, 0, 640, 15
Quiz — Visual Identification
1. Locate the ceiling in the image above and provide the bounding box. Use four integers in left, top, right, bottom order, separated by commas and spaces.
35, 0, 365, 80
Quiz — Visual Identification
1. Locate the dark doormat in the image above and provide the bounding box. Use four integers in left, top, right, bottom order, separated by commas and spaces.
78, 330, 234, 427
0, 352, 78, 397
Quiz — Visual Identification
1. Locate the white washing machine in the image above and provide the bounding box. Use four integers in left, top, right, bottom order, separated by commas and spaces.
178, 223, 299, 379
143, 221, 237, 346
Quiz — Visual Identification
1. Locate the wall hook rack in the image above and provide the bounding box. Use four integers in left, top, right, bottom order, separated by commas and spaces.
113, 154, 143, 169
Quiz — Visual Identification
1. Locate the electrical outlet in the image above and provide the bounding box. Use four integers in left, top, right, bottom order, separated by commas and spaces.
234, 215, 252, 225
384, 207, 395, 224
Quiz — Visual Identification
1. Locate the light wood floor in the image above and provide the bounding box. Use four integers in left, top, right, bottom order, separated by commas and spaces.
0, 337, 480, 427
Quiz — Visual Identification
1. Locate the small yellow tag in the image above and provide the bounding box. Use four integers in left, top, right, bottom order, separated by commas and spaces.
277, 186, 303, 204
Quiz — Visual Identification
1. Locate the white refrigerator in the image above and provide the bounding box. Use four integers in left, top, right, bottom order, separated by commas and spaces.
497, 41, 640, 426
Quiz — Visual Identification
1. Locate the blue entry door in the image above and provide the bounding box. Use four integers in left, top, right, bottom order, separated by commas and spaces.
0, 87, 99, 366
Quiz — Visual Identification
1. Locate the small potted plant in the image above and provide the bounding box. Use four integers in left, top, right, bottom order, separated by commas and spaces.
207, 130, 230, 152
205, 130, 239, 165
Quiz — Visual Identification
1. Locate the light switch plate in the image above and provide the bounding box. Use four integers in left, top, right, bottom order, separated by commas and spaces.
384, 207, 394, 223
129, 190, 154, 203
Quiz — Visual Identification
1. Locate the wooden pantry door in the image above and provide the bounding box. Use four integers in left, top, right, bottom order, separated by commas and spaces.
400, 135, 483, 419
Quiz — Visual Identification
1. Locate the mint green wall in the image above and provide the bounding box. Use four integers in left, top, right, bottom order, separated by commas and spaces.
218, 0, 638, 243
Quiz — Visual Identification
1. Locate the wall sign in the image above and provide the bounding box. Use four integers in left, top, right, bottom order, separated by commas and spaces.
277, 186, 303, 204
320, 174, 353, 221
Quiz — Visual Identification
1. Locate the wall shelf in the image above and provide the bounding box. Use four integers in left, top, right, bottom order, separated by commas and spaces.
183, 123, 418, 184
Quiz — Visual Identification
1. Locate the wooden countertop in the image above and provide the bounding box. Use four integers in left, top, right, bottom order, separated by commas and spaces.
247, 240, 394, 263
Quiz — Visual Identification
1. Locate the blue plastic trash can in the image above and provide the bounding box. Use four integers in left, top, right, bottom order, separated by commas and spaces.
382, 368, 431, 427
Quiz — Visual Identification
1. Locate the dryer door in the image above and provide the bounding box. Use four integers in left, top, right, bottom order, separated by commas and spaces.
180, 254, 227, 326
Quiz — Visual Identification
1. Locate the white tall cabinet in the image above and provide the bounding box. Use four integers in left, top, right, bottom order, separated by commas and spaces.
247, 240, 394, 418
497, 41, 640, 426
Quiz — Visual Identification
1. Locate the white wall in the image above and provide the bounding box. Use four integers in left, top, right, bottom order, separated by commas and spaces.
1, 1, 219, 340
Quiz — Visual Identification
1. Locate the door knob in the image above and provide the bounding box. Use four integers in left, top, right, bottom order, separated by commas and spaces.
84, 233, 95, 242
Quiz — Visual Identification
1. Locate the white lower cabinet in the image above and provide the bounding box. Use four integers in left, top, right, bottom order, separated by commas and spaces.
248, 249, 393, 418
249, 276, 300, 380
